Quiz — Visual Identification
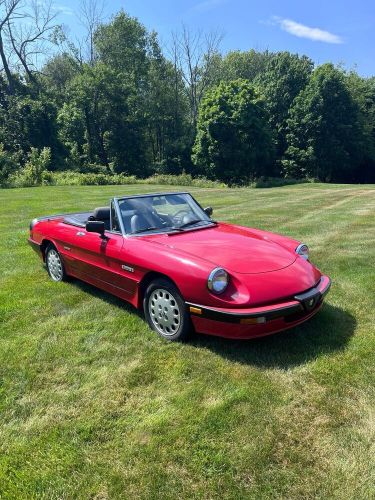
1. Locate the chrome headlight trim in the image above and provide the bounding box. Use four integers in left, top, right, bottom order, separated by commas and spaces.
207, 267, 229, 294
296, 243, 309, 260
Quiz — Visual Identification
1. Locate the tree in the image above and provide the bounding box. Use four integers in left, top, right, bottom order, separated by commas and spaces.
78, 0, 105, 65
192, 79, 275, 184
94, 10, 150, 87
0, 0, 21, 94
216, 49, 272, 83
346, 73, 375, 182
42, 53, 80, 98
255, 52, 313, 160
282, 64, 365, 181
0, 81, 62, 167
6, 0, 58, 85
62, 62, 150, 175
171, 25, 223, 127
145, 33, 190, 172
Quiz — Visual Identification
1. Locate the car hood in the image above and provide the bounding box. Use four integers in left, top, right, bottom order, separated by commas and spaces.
148, 223, 297, 274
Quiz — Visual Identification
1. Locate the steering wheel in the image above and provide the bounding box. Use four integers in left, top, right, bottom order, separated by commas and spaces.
172, 209, 191, 225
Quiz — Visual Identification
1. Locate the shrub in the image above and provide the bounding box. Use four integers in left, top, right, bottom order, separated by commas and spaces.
0, 144, 19, 188
251, 176, 313, 188
49, 171, 226, 188
141, 173, 227, 188
10, 147, 53, 187
51, 171, 137, 186
3, 168, 308, 190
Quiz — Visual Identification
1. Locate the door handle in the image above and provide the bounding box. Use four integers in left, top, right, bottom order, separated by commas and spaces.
76, 231, 85, 236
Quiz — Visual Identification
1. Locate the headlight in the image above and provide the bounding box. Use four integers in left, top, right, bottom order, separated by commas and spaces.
207, 267, 229, 294
296, 243, 309, 260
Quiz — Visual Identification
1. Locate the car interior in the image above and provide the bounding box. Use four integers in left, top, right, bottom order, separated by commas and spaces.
62, 194, 202, 234
63, 208, 111, 230
63, 204, 164, 234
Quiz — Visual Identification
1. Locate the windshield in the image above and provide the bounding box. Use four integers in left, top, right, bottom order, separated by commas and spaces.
117, 193, 213, 235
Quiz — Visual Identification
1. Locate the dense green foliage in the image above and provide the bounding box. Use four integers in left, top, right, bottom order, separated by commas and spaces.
282, 64, 367, 181
254, 52, 314, 159
0, 8, 374, 187
192, 80, 274, 183
1, 183, 374, 497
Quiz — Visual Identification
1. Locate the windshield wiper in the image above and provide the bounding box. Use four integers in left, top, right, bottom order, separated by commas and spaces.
133, 220, 215, 235
177, 219, 216, 230
179, 219, 203, 229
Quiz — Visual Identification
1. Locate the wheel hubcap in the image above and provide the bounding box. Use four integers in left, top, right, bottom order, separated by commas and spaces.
47, 249, 63, 281
149, 288, 181, 336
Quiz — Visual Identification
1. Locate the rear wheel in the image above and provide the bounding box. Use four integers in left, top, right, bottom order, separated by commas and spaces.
143, 278, 191, 341
45, 245, 67, 282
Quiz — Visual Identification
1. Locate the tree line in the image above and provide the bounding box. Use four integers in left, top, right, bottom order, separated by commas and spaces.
0, 1, 374, 187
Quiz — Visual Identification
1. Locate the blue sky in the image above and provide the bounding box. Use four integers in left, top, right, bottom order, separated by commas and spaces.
56, 0, 375, 76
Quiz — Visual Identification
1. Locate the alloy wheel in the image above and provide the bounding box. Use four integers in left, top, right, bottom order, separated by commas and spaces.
148, 288, 181, 336
47, 248, 63, 281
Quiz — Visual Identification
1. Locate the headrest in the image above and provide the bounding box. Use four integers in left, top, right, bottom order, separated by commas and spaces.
93, 207, 110, 220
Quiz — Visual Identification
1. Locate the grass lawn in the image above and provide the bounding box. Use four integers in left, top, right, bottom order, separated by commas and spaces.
0, 183, 374, 499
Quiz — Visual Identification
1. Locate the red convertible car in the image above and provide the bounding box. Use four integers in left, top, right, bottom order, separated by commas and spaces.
28, 192, 331, 341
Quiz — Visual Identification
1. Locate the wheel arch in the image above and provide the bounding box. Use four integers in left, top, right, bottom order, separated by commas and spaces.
138, 271, 181, 309
40, 239, 55, 262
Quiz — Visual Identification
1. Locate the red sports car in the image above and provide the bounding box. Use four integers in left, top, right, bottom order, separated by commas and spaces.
28, 192, 331, 341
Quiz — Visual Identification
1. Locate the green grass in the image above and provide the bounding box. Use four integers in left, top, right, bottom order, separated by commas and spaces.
0, 183, 374, 499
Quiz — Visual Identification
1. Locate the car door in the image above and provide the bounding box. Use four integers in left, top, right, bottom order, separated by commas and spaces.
74, 229, 139, 296
58, 207, 137, 299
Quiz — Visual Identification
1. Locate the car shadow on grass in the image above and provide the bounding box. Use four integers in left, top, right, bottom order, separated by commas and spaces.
69, 279, 144, 318
191, 304, 356, 369
68, 280, 355, 369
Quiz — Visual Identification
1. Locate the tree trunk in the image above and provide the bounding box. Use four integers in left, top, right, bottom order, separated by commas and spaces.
0, 33, 14, 94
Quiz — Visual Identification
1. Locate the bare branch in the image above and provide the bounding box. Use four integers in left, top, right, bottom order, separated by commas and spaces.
4, 0, 59, 84
171, 24, 223, 126
78, 0, 105, 65
0, 0, 24, 92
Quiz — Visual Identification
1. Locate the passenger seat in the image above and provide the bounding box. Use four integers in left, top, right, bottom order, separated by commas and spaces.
88, 207, 111, 230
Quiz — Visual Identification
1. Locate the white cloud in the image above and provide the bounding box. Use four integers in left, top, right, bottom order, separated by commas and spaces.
192, 0, 227, 12
54, 3, 74, 16
273, 17, 343, 44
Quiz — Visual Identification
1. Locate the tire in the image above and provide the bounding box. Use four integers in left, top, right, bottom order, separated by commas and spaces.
45, 244, 68, 282
143, 278, 191, 341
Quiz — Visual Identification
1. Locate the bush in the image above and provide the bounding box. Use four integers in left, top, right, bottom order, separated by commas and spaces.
10, 147, 53, 187
49, 171, 226, 188
3, 168, 309, 190
0, 144, 20, 188
141, 173, 227, 188
251, 176, 314, 188
52, 171, 137, 186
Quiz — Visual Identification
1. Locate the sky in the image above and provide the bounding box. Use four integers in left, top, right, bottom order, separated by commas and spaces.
56, 0, 375, 76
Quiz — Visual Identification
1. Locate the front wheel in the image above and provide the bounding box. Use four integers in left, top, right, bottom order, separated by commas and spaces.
45, 245, 68, 282
143, 278, 191, 341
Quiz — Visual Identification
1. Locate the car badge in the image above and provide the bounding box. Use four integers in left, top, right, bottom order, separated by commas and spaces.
121, 264, 134, 273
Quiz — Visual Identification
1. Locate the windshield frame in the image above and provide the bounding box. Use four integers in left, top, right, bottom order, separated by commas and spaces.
112, 192, 214, 237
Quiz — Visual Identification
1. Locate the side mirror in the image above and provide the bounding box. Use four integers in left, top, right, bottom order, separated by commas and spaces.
204, 206, 213, 217
86, 220, 106, 238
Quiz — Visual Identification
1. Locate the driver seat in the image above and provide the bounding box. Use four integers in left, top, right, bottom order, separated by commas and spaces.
130, 212, 159, 233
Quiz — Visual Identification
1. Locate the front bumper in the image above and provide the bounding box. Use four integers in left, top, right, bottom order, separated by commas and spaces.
28, 237, 42, 257
187, 275, 331, 339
